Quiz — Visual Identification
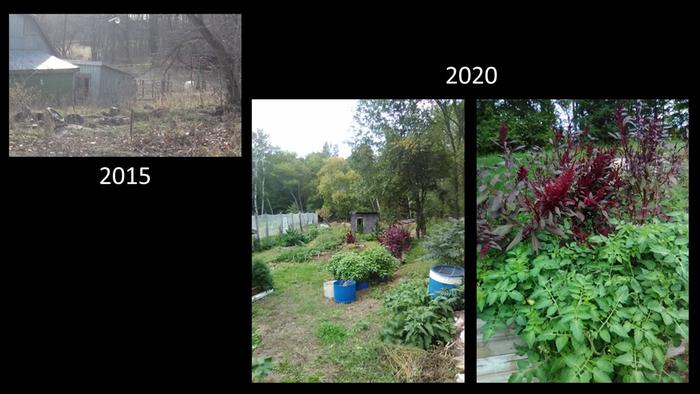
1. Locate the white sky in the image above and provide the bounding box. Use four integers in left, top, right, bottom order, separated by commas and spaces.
252, 100, 358, 158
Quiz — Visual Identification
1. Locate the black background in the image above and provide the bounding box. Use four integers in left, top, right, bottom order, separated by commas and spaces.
4, 5, 696, 386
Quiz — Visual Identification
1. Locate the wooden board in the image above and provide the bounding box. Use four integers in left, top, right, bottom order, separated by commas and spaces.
476, 319, 525, 383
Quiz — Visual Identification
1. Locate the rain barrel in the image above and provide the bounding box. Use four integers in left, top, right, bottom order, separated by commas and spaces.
333, 280, 357, 304
428, 265, 464, 298
356, 280, 369, 290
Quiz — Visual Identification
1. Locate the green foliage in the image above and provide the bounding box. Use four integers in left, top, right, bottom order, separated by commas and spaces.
358, 232, 376, 242
380, 279, 454, 350
252, 235, 282, 252
252, 259, 274, 291
477, 99, 556, 155
422, 218, 465, 266
326, 246, 398, 282
252, 357, 274, 381
317, 157, 367, 221
302, 226, 320, 243
478, 214, 688, 382
316, 322, 348, 345
281, 228, 306, 246
272, 246, 321, 263
326, 252, 367, 281
436, 282, 464, 311
361, 245, 399, 281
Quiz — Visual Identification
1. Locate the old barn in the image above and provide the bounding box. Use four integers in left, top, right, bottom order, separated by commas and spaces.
9, 14, 78, 105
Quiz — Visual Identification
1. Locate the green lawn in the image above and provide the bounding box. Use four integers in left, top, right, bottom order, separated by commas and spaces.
252, 226, 451, 382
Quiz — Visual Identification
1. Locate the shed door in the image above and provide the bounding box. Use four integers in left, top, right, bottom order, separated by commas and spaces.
75, 74, 90, 100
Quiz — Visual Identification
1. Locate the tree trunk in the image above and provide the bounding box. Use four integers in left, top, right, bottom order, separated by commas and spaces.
149, 14, 159, 55
187, 14, 240, 110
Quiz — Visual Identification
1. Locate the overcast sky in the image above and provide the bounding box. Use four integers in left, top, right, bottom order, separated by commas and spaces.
252, 100, 358, 158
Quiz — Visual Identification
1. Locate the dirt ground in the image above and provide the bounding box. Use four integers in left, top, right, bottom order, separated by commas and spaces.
9, 98, 241, 157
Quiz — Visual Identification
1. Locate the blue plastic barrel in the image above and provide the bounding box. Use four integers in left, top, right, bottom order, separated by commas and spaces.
333, 280, 357, 303
356, 280, 369, 290
428, 265, 464, 298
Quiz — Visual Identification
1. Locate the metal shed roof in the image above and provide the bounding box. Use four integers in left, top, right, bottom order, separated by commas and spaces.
9, 50, 79, 72
68, 59, 134, 77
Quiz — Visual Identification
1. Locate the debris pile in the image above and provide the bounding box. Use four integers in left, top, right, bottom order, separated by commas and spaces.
12, 106, 131, 131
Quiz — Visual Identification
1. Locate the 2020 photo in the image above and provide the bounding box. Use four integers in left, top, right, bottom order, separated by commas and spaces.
251, 99, 465, 382
476, 99, 689, 383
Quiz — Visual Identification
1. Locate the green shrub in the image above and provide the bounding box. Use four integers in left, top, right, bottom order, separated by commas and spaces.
423, 218, 464, 266
327, 247, 399, 282
478, 213, 688, 382
281, 228, 306, 246
326, 252, 369, 281
361, 245, 399, 281
252, 259, 274, 292
380, 279, 454, 350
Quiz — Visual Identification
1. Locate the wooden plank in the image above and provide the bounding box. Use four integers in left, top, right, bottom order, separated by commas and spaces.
477, 335, 523, 358
476, 353, 526, 376
477, 370, 516, 383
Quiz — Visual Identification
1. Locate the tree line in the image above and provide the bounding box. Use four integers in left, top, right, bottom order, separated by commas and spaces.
252, 99, 465, 238
477, 99, 689, 155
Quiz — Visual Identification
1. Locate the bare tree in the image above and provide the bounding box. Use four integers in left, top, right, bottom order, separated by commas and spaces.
187, 14, 241, 110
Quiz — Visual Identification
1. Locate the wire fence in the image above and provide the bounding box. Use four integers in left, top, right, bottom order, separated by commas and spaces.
252, 213, 318, 239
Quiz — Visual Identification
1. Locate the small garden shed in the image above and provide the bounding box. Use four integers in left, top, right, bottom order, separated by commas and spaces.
68, 60, 135, 105
350, 211, 379, 233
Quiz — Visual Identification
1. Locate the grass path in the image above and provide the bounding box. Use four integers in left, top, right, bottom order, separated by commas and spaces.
252, 240, 438, 382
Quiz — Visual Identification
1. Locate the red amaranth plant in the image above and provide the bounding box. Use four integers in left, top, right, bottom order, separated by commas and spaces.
478, 101, 687, 257
379, 224, 411, 258
614, 100, 686, 222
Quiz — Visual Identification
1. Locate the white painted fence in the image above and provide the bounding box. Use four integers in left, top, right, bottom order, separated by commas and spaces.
252, 212, 318, 239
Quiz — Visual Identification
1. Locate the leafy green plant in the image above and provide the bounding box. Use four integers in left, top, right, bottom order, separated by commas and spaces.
327, 247, 398, 282
361, 245, 399, 281
317, 322, 348, 345
326, 251, 370, 281
252, 356, 273, 381
478, 213, 688, 382
281, 228, 306, 246
423, 218, 465, 266
380, 279, 454, 350
435, 281, 464, 311
252, 259, 274, 292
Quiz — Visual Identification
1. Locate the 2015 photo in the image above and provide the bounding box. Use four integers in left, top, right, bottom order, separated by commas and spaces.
9, 14, 241, 157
